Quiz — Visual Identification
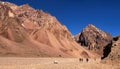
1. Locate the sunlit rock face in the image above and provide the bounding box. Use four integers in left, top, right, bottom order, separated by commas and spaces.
0, 1, 98, 58
75, 24, 112, 56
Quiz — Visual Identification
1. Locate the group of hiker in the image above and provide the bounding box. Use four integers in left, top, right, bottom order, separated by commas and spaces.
79, 58, 89, 62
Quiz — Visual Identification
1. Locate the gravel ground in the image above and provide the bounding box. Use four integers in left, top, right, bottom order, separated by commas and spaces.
0, 57, 119, 69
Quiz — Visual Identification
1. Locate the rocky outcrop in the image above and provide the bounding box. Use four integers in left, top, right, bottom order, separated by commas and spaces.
0, 1, 98, 58
75, 24, 112, 56
0, 2, 26, 42
102, 35, 120, 65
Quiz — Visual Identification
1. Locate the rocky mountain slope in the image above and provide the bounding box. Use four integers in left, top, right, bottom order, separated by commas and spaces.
102, 35, 120, 65
74, 24, 112, 56
0, 1, 98, 58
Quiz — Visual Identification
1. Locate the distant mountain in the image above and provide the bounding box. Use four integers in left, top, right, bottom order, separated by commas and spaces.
0, 1, 98, 58
74, 24, 112, 56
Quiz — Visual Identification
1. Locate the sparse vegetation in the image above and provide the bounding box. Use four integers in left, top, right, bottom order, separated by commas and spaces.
0, 57, 119, 69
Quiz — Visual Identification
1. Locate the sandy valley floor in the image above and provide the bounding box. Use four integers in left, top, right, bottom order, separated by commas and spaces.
0, 57, 119, 69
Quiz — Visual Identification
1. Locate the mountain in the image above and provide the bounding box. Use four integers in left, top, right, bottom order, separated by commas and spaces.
101, 35, 120, 65
74, 24, 112, 56
0, 1, 98, 58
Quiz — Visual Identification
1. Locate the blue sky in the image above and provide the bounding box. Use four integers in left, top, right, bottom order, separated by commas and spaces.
3, 0, 120, 36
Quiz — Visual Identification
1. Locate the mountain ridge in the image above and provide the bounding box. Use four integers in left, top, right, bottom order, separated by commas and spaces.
74, 24, 113, 56
0, 1, 99, 58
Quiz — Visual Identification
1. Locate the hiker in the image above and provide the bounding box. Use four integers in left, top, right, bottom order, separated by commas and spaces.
86, 58, 89, 62
79, 58, 83, 62
79, 58, 82, 62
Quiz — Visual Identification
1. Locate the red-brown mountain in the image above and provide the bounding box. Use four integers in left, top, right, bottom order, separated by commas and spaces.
74, 24, 112, 56
0, 1, 98, 58
102, 35, 120, 65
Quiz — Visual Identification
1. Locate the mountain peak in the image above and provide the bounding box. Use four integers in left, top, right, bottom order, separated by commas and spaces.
87, 24, 96, 27
75, 24, 112, 56
0, 1, 97, 58
19, 4, 31, 8
83, 24, 100, 32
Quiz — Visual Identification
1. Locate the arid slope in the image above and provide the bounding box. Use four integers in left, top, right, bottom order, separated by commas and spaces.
0, 1, 98, 58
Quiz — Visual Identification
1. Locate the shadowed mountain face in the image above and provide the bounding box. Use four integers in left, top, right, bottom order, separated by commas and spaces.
74, 24, 112, 56
102, 35, 120, 65
0, 1, 99, 58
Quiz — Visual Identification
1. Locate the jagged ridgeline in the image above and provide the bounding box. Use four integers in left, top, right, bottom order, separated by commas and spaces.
0, 1, 98, 58
74, 24, 112, 56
